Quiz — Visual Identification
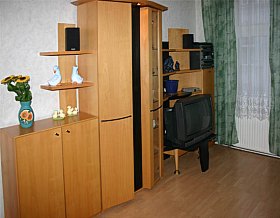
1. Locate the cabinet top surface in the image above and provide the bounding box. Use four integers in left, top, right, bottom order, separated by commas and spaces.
72, 0, 168, 11
0, 112, 97, 138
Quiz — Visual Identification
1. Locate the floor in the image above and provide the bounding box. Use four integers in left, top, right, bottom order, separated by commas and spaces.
96, 145, 280, 218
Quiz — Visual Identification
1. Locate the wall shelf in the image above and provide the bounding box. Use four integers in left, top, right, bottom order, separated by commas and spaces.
40, 82, 94, 91
39, 50, 94, 56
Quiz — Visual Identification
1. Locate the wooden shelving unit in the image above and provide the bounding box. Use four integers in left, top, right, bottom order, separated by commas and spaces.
39, 24, 95, 112
163, 28, 214, 106
39, 50, 94, 56
140, 6, 163, 189
40, 81, 94, 91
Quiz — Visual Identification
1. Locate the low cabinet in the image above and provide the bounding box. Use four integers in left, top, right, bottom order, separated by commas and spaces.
0, 114, 101, 218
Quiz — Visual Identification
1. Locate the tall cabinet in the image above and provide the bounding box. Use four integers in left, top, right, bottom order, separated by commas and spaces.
140, 6, 166, 189
75, 0, 134, 210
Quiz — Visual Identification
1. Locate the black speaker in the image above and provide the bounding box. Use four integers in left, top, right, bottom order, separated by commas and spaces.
183, 34, 194, 49
190, 51, 201, 70
162, 41, 169, 49
65, 27, 80, 51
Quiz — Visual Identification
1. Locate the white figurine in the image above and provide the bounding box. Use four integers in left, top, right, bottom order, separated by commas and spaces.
71, 66, 83, 84
67, 106, 74, 116
48, 65, 62, 86
59, 109, 65, 118
72, 107, 78, 115
66, 105, 78, 116
52, 110, 58, 119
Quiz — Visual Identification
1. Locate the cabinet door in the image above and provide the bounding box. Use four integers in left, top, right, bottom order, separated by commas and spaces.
98, 1, 132, 120
140, 8, 163, 111
142, 107, 163, 189
100, 117, 134, 209
62, 119, 101, 218
152, 107, 163, 182
16, 128, 65, 218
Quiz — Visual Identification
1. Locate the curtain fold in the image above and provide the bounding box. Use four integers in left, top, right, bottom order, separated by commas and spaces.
201, 0, 238, 145
269, 0, 280, 156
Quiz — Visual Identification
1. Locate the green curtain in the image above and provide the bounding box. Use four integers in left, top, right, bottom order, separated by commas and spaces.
201, 0, 238, 145
269, 0, 280, 156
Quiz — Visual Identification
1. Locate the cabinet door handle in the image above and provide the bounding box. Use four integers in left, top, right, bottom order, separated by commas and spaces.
55, 133, 60, 136
66, 130, 70, 133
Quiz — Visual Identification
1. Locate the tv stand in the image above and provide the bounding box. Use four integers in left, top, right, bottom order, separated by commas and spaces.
164, 137, 213, 175
163, 148, 187, 175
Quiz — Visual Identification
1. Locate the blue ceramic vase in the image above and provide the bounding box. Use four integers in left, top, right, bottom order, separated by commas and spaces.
18, 101, 34, 128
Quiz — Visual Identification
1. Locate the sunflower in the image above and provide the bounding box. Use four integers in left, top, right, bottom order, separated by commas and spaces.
16, 76, 30, 83
1, 74, 32, 102
1, 75, 15, 84
13, 75, 23, 81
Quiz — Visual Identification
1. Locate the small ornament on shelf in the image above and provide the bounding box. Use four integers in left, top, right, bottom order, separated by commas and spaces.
71, 66, 83, 84
67, 105, 78, 116
52, 109, 65, 120
175, 61, 180, 71
163, 56, 175, 73
48, 65, 62, 86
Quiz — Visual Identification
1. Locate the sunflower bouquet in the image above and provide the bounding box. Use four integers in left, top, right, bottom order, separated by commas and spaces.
1, 75, 32, 102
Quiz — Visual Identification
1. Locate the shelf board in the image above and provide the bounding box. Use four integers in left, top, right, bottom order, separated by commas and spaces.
163, 90, 202, 102
162, 48, 202, 52
162, 69, 202, 76
40, 82, 94, 91
39, 50, 94, 56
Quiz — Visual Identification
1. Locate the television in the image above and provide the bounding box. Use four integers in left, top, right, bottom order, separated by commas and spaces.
164, 94, 213, 172
164, 94, 213, 149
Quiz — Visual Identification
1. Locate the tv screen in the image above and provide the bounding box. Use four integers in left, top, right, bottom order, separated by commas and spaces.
164, 94, 213, 148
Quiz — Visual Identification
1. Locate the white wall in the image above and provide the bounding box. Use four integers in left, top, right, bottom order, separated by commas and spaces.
0, 0, 203, 216
156, 0, 205, 42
